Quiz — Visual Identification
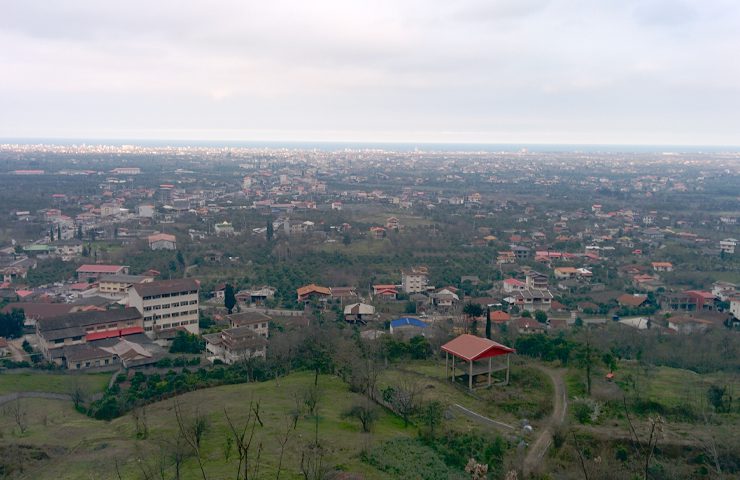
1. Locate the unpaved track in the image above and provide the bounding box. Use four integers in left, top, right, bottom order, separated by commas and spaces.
523, 366, 567, 476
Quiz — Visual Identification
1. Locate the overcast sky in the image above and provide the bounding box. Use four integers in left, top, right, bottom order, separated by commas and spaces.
1, 0, 739, 145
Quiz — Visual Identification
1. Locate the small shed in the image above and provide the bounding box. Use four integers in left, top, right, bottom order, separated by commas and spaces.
441, 334, 515, 390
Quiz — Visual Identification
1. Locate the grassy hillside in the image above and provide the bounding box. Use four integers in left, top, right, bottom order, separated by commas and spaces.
0, 372, 414, 479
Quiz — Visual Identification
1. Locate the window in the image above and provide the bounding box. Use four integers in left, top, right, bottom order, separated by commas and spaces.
144, 326, 152, 331
73, 336, 83, 341
76, 363, 81, 369
144, 306, 152, 312
104, 359, 109, 365
162, 313, 171, 318
55, 339, 64, 344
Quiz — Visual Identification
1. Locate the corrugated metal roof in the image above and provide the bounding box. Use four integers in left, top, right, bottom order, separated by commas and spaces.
441, 334, 514, 362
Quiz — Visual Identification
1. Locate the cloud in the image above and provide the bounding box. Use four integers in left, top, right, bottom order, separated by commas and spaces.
0, 0, 739, 144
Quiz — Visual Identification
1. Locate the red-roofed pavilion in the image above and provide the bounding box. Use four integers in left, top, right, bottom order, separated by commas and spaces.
441, 334, 515, 390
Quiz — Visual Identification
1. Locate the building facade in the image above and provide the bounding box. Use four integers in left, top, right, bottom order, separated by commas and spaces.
128, 278, 200, 336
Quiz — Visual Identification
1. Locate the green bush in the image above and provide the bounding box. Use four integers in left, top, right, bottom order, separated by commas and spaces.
363, 438, 464, 480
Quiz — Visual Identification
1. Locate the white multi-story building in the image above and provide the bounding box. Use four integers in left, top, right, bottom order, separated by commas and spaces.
128, 278, 200, 336
401, 267, 429, 293
720, 238, 737, 255
730, 296, 740, 318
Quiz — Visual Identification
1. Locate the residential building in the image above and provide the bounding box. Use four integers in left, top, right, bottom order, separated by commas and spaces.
235, 286, 276, 305
651, 261, 673, 272
525, 271, 549, 290
372, 284, 398, 300
76, 264, 129, 282
401, 266, 429, 293
214, 221, 235, 235
226, 311, 270, 337
730, 296, 740, 318
344, 303, 375, 323
296, 284, 332, 304
204, 327, 267, 364
97, 274, 154, 299
147, 233, 177, 250
502, 278, 526, 294
431, 288, 460, 309
720, 238, 737, 255
128, 278, 200, 336
506, 288, 554, 312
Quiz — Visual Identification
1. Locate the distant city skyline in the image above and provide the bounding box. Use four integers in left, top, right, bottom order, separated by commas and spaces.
2, 1, 739, 146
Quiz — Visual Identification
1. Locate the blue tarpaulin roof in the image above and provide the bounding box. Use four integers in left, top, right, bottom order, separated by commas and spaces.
390, 317, 427, 328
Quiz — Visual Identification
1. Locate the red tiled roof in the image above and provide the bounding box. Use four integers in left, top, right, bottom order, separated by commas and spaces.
441, 334, 514, 362
489, 311, 511, 322
297, 284, 331, 297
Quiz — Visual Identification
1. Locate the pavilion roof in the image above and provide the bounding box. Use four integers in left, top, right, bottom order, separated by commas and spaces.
441, 334, 514, 362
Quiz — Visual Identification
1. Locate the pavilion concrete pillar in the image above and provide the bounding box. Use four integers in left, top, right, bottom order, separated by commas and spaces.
488, 357, 492, 386
445, 352, 449, 380
505, 354, 510, 385
469, 360, 473, 391
451, 355, 455, 382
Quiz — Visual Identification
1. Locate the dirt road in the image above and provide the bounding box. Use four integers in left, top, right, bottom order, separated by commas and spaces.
523, 366, 568, 476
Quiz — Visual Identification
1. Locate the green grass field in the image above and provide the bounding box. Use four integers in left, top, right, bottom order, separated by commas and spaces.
0, 372, 110, 396
378, 359, 552, 427
615, 364, 739, 408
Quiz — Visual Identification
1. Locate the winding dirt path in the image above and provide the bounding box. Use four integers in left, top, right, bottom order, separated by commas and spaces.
523, 366, 568, 476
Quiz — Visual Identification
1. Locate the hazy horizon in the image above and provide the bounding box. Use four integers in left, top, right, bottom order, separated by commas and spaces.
2, 1, 740, 146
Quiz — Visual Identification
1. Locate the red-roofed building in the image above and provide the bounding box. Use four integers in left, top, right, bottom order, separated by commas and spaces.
147, 233, 177, 250
76, 264, 129, 282
489, 310, 511, 323
502, 278, 526, 293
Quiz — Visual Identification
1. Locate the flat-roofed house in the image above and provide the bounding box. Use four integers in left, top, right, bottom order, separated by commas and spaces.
98, 274, 154, 299
128, 278, 200, 336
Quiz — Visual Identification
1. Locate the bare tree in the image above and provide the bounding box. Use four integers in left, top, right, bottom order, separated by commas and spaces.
173, 400, 209, 480
70, 378, 88, 410
164, 434, 192, 480
622, 398, 663, 480
131, 403, 149, 439
342, 400, 378, 433
303, 384, 322, 417
393, 381, 422, 427
291, 391, 303, 429
8, 399, 28, 435
300, 444, 332, 480
224, 401, 263, 480
275, 418, 292, 480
